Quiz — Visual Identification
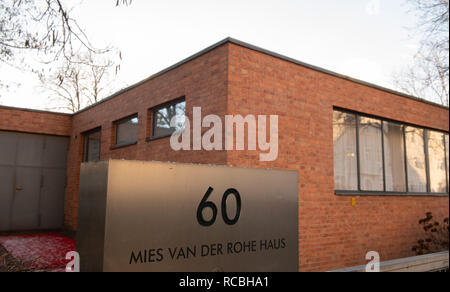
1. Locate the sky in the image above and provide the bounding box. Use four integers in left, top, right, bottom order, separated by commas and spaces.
0, 0, 423, 112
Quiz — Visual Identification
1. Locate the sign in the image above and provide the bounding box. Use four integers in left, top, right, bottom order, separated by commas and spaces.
76, 160, 298, 272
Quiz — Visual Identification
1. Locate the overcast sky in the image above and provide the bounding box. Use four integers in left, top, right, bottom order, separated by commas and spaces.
0, 0, 422, 111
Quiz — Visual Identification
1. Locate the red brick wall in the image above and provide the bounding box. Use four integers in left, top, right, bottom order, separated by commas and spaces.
0, 106, 72, 136
4, 40, 447, 272
64, 44, 229, 229
65, 41, 449, 271
227, 43, 449, 272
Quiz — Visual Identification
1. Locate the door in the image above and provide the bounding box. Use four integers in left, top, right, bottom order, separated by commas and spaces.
11, 167, 42, 230
0, 131, 69, 231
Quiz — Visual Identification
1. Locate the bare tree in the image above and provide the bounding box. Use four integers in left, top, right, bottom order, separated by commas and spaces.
39, 52, 117, 112
394, 49, 449, 106
0, 0, 131, 96
0, 0, 131, 63
394, 0, 449, 106
411, 0, 449, 55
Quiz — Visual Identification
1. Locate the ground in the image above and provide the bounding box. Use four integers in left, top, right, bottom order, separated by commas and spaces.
0, 231, 75, 272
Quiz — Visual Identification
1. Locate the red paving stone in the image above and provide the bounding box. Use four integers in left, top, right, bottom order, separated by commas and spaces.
0, 233, 75, 272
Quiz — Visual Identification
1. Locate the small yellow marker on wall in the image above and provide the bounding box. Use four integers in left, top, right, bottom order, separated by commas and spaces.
351, 197, 356, 207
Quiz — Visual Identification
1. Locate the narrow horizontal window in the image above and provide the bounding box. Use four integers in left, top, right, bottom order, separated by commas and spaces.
115, 115, 138, 146
151, 98, 186, 138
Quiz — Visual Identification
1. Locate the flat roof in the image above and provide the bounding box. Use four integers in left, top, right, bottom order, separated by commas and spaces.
3, 38, 448, 115
77, 37, 448, 114
227, 38, 449, 110
0, 104, 72, 116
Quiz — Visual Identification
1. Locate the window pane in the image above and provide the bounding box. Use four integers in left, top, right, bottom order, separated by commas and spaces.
405, 126, 426, 192
383, 121, 406, 192
116, 116, 138, 145
153, 100, 186, 137
427, 131, 446, 193
83, 129, 101, 162
446, 134, 449, 192
359, 117, 383, 191
333, 110, 357, 190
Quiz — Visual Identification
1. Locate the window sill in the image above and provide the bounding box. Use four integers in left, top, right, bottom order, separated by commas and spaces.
110, 141, 137, 150
146, 134, 172, 142
334, 190, 449, 197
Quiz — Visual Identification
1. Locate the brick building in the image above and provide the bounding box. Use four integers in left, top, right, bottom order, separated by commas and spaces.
0, 38, 448, 271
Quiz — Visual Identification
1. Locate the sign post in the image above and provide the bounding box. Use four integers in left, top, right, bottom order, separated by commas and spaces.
76, 160, 298, 272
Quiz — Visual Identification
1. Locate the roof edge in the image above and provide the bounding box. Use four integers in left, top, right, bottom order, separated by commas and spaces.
226, 37, 449, 110
74, 38, 232, 115
74, 37, 449, 115
0, 104, 72, 116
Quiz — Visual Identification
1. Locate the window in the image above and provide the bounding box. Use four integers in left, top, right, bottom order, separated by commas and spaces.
151, 98, 186, 138
383, 121, 406, 192
82, 128, 101, 162
405, 126, 427, 192
427, 131, 447, 193
333, 111, 358, 190
446, 134, 449, 192
359, 116, 383, 191
333, 108, 449, 195
115, 114, 138, 147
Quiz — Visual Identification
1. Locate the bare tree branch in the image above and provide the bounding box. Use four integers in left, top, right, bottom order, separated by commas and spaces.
393, 0, 449, 106
40, 51, 117, 113
0, 0, 131, 94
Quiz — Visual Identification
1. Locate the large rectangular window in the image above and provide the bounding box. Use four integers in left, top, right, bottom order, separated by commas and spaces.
383, 121, 406, 192
151, 98, 186, 139
359, 116, 383, 191
333, 111, 358, 190
333, 108, 448, 196
82, 127, 101, 162
114, 114, 138, 147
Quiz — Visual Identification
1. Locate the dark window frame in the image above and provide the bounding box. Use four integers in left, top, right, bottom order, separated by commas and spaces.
333, 107, 449, 197
147, 97, 186, 141
112, 113, 139, 149
82, 127, 101, 162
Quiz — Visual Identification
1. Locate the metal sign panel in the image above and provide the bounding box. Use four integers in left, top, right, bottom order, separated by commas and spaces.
77, 160, 298, 272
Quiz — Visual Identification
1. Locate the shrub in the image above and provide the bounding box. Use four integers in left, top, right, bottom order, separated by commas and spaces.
412, 212, 449, 256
